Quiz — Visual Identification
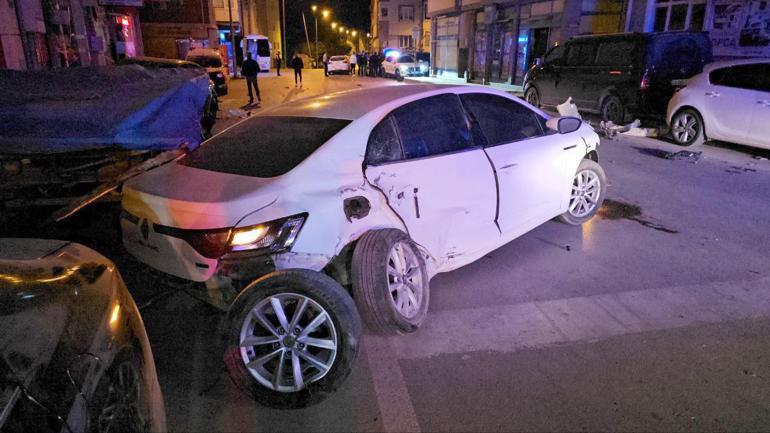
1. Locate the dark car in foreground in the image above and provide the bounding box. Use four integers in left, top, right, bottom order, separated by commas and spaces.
524, 31, 712, 123
0, 239, 165, 432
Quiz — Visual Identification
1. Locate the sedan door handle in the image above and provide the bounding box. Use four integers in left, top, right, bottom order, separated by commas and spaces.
757, 100, 770, 106
705, 91, 720, 97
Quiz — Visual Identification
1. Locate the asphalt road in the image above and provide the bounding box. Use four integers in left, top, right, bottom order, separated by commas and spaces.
10, 70, 770, 432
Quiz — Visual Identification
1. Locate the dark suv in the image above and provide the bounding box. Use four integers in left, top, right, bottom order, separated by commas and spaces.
523, 32, 712, 123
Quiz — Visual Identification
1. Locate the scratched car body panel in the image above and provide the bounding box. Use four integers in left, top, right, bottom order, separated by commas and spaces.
122, 84, 601, 281
121, 84, 604, 406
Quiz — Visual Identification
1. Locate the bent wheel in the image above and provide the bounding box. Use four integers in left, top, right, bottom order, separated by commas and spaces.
351, 229, 429, 335
223, 269, 361, 409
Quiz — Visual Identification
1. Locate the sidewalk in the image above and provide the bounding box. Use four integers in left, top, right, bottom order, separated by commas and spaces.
406, 74, 524, 96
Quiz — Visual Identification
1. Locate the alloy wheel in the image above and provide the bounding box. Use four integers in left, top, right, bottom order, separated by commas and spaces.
386, 241, 425, 319
672, 112, 699, 144
239, 293, 338, 393
526, 88, 540, 107
98, 361, 144, 433
568, 169, 601, 218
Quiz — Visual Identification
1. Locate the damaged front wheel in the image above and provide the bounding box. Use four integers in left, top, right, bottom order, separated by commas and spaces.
351, 229, 430, 335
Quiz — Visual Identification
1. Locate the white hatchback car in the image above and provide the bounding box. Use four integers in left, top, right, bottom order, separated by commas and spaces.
667, 59, 770, 150
121, 84, 605, 408
327, 55, 350, 75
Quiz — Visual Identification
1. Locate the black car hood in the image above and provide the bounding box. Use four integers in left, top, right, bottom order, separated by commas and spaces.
0, 240, 113, 386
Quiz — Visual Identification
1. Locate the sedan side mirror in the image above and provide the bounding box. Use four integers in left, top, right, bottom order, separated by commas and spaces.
546, 116, 582, 134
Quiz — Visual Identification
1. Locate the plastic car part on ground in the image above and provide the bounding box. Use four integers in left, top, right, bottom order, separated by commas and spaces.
598, 119, 660, 140
556, 97, 581, 118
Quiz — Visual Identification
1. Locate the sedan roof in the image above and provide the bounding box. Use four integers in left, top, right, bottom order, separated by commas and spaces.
261, 83, 462, 120
703, 58, 770, 72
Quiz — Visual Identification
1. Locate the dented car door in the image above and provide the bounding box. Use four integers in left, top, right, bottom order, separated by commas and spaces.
364, 94, 499, 263
460, 93, 571, 236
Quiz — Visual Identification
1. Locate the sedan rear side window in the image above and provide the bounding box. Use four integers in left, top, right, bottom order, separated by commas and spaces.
391, 93, 474, 159
180, 116, 351, 177
460, 93, 545, 146
366, 116, 403, 165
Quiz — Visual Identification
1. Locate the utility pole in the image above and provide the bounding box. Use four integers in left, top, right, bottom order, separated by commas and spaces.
302, 12, 312, 59
227, 0, 236, 76
281, 0, 287, 61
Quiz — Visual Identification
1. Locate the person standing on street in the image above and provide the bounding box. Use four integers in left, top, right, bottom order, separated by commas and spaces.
274, 52, 282, 76
322, 52, 329, 77
241, 52, 261, 105
291, 52, 304, 86
359, 52, 367, 76
349, 52, 357, 76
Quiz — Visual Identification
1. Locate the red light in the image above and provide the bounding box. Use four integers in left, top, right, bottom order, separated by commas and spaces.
640, 70, 650, 90
121, 17, 130, 27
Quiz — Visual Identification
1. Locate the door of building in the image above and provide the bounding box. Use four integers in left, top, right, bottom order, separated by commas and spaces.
514, 27, 550, 85
489, 25, 514, 83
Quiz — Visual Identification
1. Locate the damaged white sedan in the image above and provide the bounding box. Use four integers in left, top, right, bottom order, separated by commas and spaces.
121, 84, 606, 408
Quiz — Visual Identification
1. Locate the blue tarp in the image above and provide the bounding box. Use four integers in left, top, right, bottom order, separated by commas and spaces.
0, 65, 209, 154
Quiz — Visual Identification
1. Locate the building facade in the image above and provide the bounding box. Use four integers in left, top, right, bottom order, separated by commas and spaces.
371, 0, 430, 53
1, 0, 144, 70
239, 0, 280, 57
427, 0, 770, 85
140, 0, 218, 59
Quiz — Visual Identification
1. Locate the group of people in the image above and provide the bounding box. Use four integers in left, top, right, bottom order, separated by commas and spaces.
321, 51, 386, 77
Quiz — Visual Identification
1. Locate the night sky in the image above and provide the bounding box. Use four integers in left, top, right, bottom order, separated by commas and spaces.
283, 0, 371, 55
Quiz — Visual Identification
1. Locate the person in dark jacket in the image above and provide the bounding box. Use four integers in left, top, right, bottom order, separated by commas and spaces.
358, 52, 367, 76
291, 53, 304, 86
241, 52, 260, 104
274, 52, 282, 76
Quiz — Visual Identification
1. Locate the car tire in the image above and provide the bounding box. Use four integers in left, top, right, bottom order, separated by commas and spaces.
351, 229, 429, 335
670, 108, 705, 146
601, 95, 626, 124
223, 269, 361, 409
88, 350, 150, 433
558, 159, 607, 226
395, 69, 404, 82
524, 86, 541, 108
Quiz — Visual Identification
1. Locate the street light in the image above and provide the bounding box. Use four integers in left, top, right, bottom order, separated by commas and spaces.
322, 9, 330, 18
331, 22, 337, 29
311, 5, 317, 12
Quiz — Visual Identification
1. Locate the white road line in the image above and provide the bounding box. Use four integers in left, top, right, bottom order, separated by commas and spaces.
391, 277, 770, 360
364, 335, 421, 433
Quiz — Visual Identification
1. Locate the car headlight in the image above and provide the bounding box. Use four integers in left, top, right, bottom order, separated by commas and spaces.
229, 213, 307, 253
399, 65, 408, 71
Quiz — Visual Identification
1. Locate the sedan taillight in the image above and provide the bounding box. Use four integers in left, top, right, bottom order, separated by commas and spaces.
153, 225, 232, 258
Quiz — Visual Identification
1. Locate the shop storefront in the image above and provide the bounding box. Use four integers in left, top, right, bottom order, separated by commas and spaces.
433, 15, 459, 76
708, 0, 770, 58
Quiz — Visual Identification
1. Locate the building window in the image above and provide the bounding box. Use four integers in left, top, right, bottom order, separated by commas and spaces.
381, 7, 388, 18
398, 35, 414, 48
399, 5, 415, 22
653, 0, 706, 31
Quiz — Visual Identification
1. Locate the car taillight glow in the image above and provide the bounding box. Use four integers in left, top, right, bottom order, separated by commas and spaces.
640, 70, 650, 90
153, 225, 231, 258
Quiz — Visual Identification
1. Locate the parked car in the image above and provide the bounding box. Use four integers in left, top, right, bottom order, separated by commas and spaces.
120, 84, 604, 408
524, 31, 712, 123
381, 54, 430, 79
117, 56, 219, 137
186, 48, 228, 95
667, 59, 770, 149
327, 55, 350, 74
0, 239, 165, 432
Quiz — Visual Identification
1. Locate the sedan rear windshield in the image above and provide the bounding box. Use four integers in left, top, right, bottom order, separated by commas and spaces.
179, 116, 351, 177
330, 56, 347, 61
